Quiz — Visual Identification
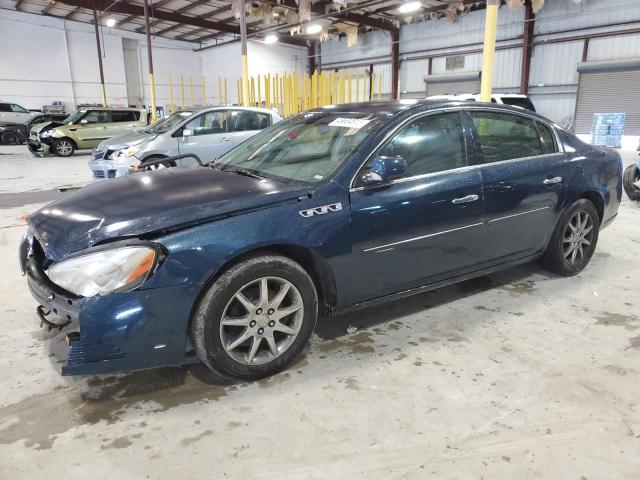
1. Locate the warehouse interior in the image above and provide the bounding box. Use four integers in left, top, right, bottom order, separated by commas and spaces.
1, 0, 640, 477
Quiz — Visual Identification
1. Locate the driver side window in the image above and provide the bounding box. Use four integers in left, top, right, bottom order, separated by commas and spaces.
184, 111, 228, 136
361, 112, 467, 180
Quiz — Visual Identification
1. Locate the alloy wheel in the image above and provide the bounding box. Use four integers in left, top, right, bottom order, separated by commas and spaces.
56, 140, 73, 156
563, 210, 594, 265
219, 276, 304, 365
2, 132, 19, 145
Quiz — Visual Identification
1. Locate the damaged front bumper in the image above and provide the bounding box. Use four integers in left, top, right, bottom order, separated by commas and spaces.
27, 136, 52, 156
21, 236, 199, 375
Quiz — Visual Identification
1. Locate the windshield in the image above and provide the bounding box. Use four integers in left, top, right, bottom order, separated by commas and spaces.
145, 110, 194, 134
63, 110, 86, 124
214, 111, 383, 184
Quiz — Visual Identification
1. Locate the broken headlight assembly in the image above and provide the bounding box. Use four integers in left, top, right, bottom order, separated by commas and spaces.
47, 245, 158, 297
110, 145, 140, 161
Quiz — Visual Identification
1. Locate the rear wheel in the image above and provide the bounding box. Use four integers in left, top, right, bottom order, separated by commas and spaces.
191, 254, 318, 380
1, 132, 19, 145
52, 138, 75, 157
540, 199, 600, 276
623, 164, 640, 201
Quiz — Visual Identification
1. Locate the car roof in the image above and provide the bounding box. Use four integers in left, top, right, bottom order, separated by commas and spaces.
77, 107, 145, 111
190, 105, 280, 115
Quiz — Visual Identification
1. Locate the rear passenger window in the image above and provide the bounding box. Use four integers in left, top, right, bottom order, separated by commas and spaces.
536, 121, 556, 154
469, 111, 542, 163
111, 111, 140, 122
229, 111, 271, 132
376, 112, 466, 177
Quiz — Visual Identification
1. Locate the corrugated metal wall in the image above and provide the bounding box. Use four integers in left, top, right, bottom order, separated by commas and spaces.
318, 0, 640, 125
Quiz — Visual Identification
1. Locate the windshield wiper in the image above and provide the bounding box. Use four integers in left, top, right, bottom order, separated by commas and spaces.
216, 164, 264, 179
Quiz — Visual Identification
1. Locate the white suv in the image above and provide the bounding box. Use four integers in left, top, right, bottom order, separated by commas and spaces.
0, 102, 39, 123
426, 93, 536, 111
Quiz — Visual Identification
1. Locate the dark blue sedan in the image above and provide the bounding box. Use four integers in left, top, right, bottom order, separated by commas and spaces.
20, 100, 622, 379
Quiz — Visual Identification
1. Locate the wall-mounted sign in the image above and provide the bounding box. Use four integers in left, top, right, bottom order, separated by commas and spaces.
591, 113, 625, 148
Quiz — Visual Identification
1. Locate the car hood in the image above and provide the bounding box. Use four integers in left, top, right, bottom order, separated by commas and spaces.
28, 166, 307, 261
98, 131, 156, 151
30, 121, 65, 134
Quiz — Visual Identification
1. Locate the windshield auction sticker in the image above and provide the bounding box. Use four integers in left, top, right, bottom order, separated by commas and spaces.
328, 118, 372, 129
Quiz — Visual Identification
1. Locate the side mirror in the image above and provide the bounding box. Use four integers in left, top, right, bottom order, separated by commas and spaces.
360, 155, 407, 186
182, 128, 194, 138
80, 119, 88, 124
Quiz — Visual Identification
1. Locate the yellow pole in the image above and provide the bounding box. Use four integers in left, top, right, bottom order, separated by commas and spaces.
274, 74, 279, 112
480, 0, 499, 102
250, 76, 255, 105
371, 73, 375, 101
279, 76, 284, 114
180, 75, 185, 109
378, 73, 382, 101
257, 74, 261, 106
189, 76, 194, 106
100, 84, 107, 107
224, 78, 228, 105
241, 55, 249, 106
149, 73, 157, 122
202, 76, 207, 105
347, 73, 352, 103
168, 75, 175, 112
355, 72, 360, 102
218, 77, 222, 105
265, 74, 270, 108
339, 72, 345, 104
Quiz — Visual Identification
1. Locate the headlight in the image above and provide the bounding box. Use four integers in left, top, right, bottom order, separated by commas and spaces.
40, 130, 56, 138
47, 246, 157, 297
110, 145, 140, 160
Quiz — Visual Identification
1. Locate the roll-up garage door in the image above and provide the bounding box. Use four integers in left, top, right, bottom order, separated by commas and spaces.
574, 58, 640, 135
424, 72, 481, 97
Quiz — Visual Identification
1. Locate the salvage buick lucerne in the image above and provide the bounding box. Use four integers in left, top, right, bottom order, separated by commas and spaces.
20, 100, 622, 380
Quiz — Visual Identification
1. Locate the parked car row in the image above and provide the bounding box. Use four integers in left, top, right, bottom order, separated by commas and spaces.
0, 113, 69, 145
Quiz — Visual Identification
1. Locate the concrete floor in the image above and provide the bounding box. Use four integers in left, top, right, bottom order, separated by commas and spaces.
1, 144, 639, 479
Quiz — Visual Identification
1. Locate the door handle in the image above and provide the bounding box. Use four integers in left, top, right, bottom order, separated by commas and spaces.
543, 176, 563, 185
221, 137, 231, 142
452, 194, 479, 204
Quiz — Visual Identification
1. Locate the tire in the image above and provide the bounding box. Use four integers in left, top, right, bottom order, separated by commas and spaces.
191, 253, 318, 380
142, 156, 177, 171
1, 132, 19, 145
52, 138, 75, 157
623, 164, 640, 201
540, 199, 600, 276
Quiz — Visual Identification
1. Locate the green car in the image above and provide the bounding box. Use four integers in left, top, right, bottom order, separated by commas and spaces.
27, 107, 148, 157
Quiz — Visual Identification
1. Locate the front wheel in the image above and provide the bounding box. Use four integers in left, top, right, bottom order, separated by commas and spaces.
1, 132, 20, 145
540, 199, 600, 276
191, 253, 318, 380
623, 164, 640, 201
52, 138, 75, 157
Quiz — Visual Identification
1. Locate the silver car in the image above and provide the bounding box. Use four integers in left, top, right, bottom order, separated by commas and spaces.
90, 106, 282, 181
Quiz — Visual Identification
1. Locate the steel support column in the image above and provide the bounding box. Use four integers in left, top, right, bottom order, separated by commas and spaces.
391, 29, 399, 99
519, 0, 535, 94
92, 7, 107, 106
480, 0, 499, 102
239, 0, 249, 106
143, 0, 157, 122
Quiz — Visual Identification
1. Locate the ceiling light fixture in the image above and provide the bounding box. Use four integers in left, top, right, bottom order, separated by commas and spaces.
398, 1, 422, 13
105, 18, 116, 27
264, 33, 278, 44
305, 23, 323, 35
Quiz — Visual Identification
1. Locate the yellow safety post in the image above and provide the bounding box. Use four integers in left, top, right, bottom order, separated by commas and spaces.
241, 57, 249, 107
347, 73, 352, 103
339, 72, 345, 104
224, 78, 228, 105
480, 0, 499, 102
189, 76, 194, 107
218, 77, 223, 105
257, 75, 261, 107
265, 74, 270, 108
378, 73, 382, 101
279, 76, 284, 114
168, 75, 175, 112
180, 75, 185, 109
355, 72, 360, 102
202, 76, 207, 105
149, 73, 157, 122
274, 74, 279, 112
371, 73, 375, 101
